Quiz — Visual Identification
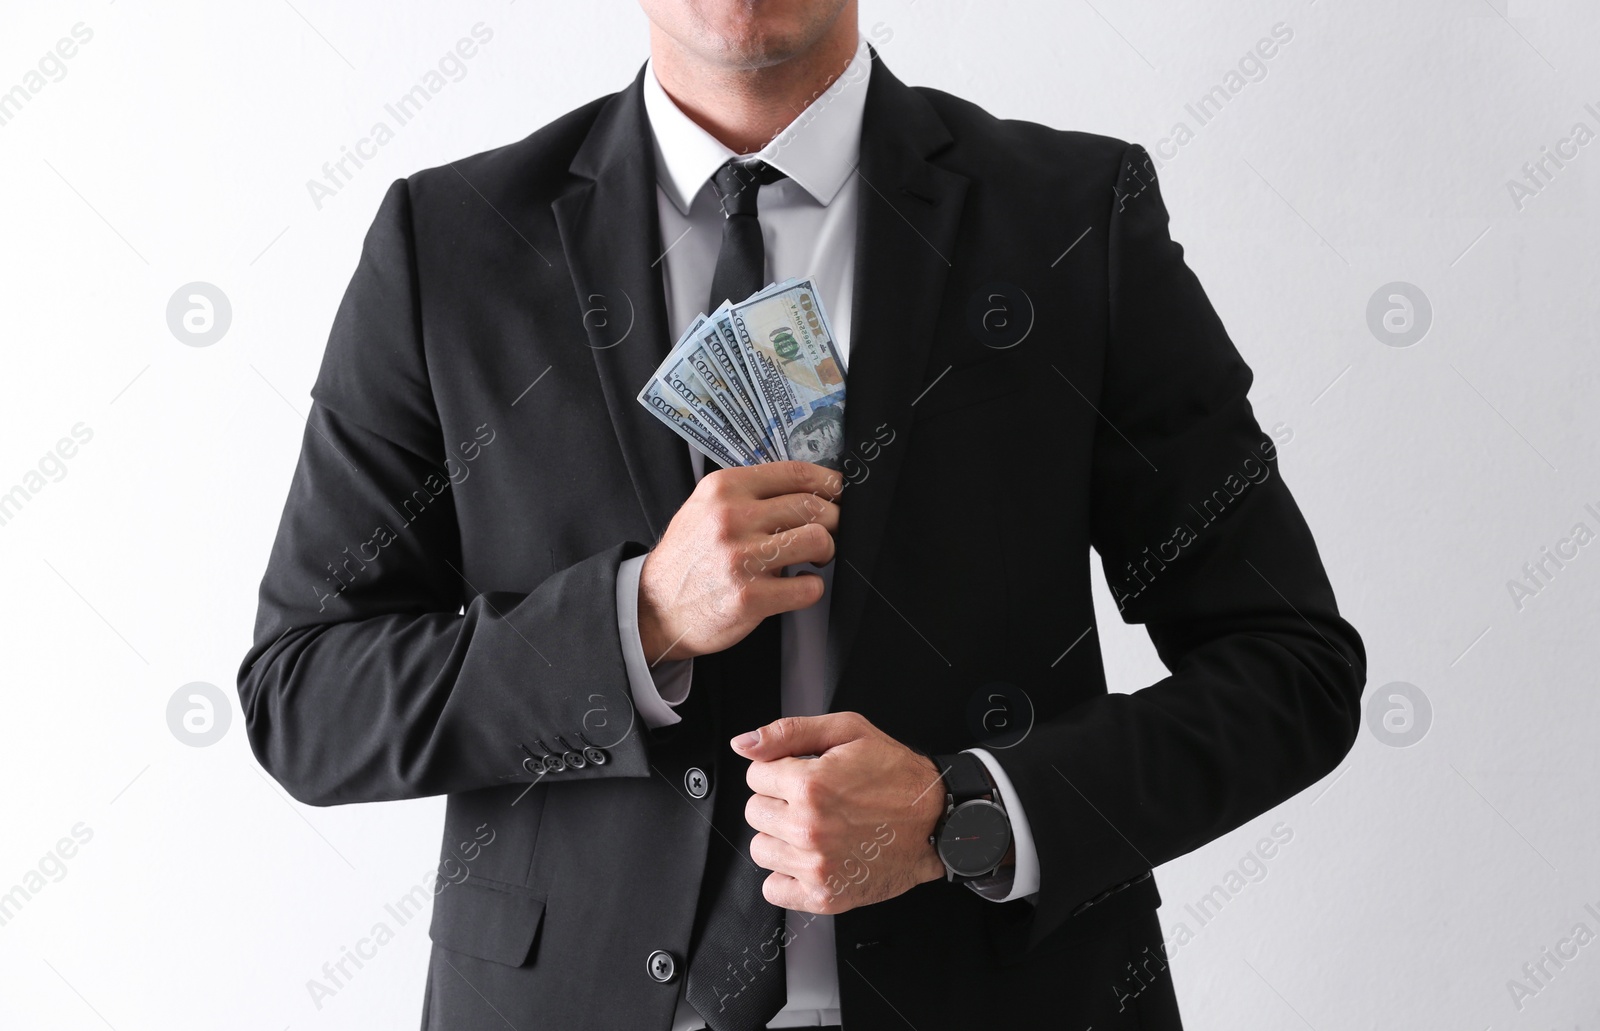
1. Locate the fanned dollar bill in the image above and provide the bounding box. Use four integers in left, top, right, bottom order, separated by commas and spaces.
727, 280, 846, 469
638, 376, 744, 468
637, 277, 847, 470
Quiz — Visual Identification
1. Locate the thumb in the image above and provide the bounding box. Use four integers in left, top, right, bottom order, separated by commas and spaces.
731, 712, 866, 758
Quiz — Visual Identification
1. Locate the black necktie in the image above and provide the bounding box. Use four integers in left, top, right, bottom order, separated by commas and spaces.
705, 159, 788, 313
684, 157, 789, 1031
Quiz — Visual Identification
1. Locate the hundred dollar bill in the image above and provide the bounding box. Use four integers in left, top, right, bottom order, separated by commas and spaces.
638, 276, 848, 469
705, 309, 787, 460
658, 310, 779, 462
679, 338, 780, 462
660, 348, 765, 465
643, 312, 765, 466
637, 377, 741, 469
727, 279, 847, 469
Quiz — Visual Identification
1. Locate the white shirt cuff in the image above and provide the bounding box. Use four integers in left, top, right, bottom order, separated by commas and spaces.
961, 748, 1041, 905
615, 554, 693, 729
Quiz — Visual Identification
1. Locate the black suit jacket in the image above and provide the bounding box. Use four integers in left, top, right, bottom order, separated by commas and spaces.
239, 55, 1364, 1031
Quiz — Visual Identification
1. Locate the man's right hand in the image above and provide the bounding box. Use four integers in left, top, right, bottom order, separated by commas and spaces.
637, 461, 843, 664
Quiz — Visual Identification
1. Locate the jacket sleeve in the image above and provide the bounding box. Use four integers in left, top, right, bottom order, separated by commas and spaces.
237, 179, 654, 806
983, 144, 1366, 950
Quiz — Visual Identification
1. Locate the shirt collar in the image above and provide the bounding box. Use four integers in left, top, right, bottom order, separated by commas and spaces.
642, 35, 872, 215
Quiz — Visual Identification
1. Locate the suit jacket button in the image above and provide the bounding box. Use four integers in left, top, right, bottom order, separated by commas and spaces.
646, 948, 678, 983
563, 750, 587, 769
521, 756, 540, 775
684, 767, 710, 798
584, 746, 608, 766
543, 753, 567, 773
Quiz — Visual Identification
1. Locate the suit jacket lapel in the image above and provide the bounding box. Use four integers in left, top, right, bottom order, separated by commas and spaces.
827, 59, 969, 707
552, 66, 695, 542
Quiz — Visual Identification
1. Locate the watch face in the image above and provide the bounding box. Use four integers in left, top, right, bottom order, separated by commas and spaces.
937, 800, 1011, 877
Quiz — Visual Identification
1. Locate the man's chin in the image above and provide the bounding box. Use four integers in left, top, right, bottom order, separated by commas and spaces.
703, 33, 815, 71
691, 1, 848, 69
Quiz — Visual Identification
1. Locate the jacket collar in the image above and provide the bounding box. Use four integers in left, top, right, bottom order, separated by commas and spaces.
640, 37, 874, 215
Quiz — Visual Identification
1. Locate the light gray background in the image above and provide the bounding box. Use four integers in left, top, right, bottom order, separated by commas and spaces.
2, 0, 1596, 1027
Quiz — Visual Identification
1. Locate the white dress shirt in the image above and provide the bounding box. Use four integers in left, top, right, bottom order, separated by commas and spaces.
612, 36, 1040, 1029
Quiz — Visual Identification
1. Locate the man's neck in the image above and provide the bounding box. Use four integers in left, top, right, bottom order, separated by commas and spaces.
648, 22, 860, 156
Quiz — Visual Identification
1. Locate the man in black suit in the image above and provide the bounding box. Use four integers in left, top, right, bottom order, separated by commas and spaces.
239, 1, 1365, 1027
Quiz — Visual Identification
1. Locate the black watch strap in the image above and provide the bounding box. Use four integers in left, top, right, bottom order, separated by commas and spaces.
932, 752, 995, 804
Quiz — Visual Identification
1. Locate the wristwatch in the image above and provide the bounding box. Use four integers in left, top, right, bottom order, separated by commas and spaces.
928, 752, 1012, 884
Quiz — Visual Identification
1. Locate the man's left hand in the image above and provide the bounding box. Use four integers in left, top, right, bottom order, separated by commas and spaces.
735, 711, 948, 915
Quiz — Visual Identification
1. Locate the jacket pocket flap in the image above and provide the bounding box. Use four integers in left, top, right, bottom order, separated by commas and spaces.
985, 870, 1162, 965
428, 878, 546, 967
